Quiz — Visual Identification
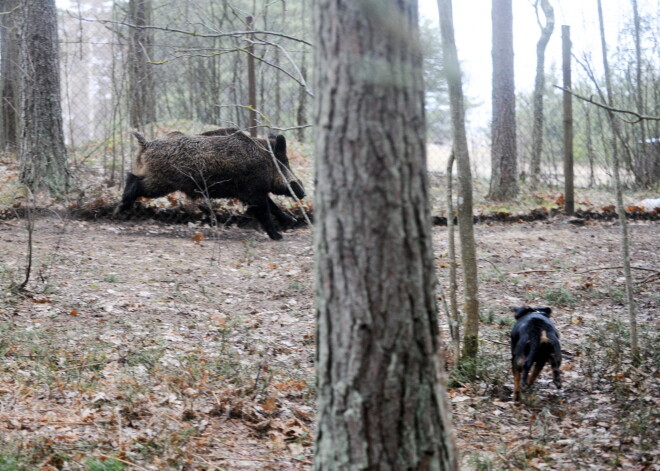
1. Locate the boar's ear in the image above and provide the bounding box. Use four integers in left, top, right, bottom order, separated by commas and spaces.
514, 306, 534, 320
132, 132, 148, 150
274, 135, 287, 157
536, 306, 552, 318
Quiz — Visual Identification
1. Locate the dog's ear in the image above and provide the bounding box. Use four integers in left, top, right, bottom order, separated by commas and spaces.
514, 306, 534, 319
536, 306, 552, 317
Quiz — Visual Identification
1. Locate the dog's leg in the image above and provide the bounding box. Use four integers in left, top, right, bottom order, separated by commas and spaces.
527, 361, 546, 387
550, 345, 562, 389
521, 359, 534, 388
513, 368, 522, 401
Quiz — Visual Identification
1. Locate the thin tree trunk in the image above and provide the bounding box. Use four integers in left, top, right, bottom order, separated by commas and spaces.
0, 0, 20, 151
562, 25, 574, 215
128, 0, 155, 130
489, 0, 518, 200
596, 0, 639, 362
445, 151, 460, 363
246, 15, 257, 136
18, 0, 68, 194
529, 0, 554, 184
584, 104, 596, 187
313, 1, 457, 469
296, 55, 308, 143
297, 0, 308, 142
438, 0, 480, 360
631, 0, 649, 187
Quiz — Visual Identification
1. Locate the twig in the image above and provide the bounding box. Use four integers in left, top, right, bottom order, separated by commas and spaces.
98, 454, 151, 471
479, 258, 503, 276
16, 188, 35, 292
638, 273, 660, 285
481, 337, 509, 346
575, 265, 658, 274
201, 454, 276, 462
512, 269, 558, 275
553, 85, 660, 123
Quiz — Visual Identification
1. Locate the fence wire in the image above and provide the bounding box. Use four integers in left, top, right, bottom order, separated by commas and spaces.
6, 4, 658, 205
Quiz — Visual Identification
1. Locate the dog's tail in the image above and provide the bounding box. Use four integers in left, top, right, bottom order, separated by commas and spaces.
540, 329, 550, 344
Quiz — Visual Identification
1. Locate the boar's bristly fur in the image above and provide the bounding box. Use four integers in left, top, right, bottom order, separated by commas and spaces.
115, 131, 305, 240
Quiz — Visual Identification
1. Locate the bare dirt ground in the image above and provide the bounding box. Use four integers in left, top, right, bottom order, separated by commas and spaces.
0, 213, 657, 470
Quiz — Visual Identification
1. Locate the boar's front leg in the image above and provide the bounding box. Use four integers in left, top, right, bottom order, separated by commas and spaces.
247, 194, 282, 240
267, 197, 297, 226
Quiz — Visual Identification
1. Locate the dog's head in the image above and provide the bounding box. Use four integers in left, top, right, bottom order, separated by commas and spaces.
513, 306, 552, 320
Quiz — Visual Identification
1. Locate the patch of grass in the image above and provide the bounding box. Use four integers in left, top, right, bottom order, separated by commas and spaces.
479, 308, 496, 325
467, 453, 494, 471
577, 319, 659, 451
241, 239, 258, 265
124, 343, 166, 372
102, 274, 119, 283
480, 268, 506, 283
450, 351, 508, 396
84, 457, 126, 471
540, 287, 576, 306
606, 286, 626, 304
288, 280, 305, 292
0, 454, 24, 471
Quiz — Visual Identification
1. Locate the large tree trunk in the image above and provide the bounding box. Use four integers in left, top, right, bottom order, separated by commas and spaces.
437, 0, 480, 361
128, 0, 155, 131
489, 0, 518, 200
313, 1, 457, 469
18, 0, 68, 194
0, 0, 20, 151
529, 0, 554, 184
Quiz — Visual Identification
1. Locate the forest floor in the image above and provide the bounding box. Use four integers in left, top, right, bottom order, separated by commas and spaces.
0, 213, 657, 470
0, 145, 658, 470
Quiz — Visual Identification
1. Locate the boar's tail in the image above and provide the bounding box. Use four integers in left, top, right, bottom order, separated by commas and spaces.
132, 132, 148, 150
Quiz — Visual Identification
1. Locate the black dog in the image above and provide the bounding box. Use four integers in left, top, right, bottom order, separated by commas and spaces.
511, 306, 562, 400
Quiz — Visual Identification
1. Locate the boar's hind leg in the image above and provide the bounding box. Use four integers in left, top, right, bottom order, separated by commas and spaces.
115, 172, 146, 214
267, 197, 297, 226
248, 195, 282, 240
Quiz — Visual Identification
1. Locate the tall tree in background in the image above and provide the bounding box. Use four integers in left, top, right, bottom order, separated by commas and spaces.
0, 0, 20, 151
313, 0, 456, 469
437, 0, 481, 361
630, 0, 652, 187
128, 0, 155, 130
18, 0, 68, 194
490, 0, 518, 199
529, 0, 554, 183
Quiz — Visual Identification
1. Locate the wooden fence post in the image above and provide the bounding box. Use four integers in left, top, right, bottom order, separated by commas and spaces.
562, 25, 574, 215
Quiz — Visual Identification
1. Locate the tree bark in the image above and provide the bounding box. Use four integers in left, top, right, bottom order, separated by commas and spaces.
18, 0, 68, 194
128, 0, 155, 130
529, 0, 554, 184
437, 0, 480, 361
489, 0, 518, 200
0, 0, 20, 151
313, 1, 457, 469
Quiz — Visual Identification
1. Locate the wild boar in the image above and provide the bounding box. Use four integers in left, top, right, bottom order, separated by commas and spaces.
115, 131, 305, 240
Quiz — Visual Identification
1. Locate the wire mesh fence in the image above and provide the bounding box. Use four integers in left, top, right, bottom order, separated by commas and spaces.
3, 1, 657, 209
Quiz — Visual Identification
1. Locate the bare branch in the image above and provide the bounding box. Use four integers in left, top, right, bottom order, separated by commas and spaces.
70, 14, 313, 47
553, 85, 660, 123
